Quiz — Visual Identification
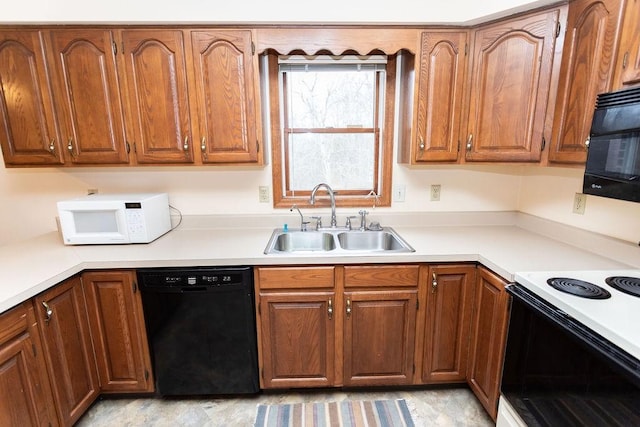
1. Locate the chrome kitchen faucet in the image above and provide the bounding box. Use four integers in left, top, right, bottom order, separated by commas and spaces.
309, 183, 337, 228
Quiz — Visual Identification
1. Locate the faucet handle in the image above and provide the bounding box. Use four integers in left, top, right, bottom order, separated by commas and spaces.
345, 216, 357, 230
310, 216, 323, 230
358, 210, 368, 231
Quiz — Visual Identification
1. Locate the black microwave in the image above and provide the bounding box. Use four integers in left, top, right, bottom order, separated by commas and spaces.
584, 86, 640, 203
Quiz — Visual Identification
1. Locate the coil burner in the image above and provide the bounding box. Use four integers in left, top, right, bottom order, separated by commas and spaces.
606, 276, 640, 298
547, 277, 611, 299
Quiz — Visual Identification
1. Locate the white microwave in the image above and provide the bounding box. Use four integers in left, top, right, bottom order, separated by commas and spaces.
57, 193, 171, 245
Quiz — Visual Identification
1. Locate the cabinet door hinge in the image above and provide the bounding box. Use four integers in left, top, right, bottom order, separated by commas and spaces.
556, 22, 561, 38
260, 368, 264, 380
541, 136, 546, 152
251, 41, 255, 55
464, 43, 468, 56
145, 370, 149, 380
112, 40, 117, 55
132, 281, 138, 293
416, 299, 419, 310
32, 343, 37, 357
257, 302, 261, 315
412, 364, 415, 374
126, 141, 131, 154
132, 142, 137, 153
457, 140, 461, 152
121, 41, 125, 55
256, 140, 260, 153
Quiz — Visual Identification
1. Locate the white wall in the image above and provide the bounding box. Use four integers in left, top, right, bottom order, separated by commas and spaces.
2, 0, 556, 24
518, 166, 640, 244
0, 159, 524, 245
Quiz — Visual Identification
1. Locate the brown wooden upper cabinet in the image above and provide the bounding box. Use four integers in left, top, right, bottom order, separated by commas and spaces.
188, 30, 262, 164
465, 8, 562, 162
611, 0, 640, 89
548, 0, 625, 164
404, 31, 468, 163
0, 30, 64, 166
120, 30, 194, 164
0, 27, 263, 167
46, 29, 130, 165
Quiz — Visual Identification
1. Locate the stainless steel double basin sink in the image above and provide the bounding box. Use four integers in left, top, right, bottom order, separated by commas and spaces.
264, 227, 415, 254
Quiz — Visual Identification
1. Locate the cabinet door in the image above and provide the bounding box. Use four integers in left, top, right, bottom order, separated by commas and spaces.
549, 0, 624, 163
413, 31, 467, 162
258, 291, 335, 388
422, 264, 476, 383
82, 270, 154, 393
46, 29, 129, 164
465, 9, 560, 162
467, 267, 510, 421
0, 30, 64, 166
0, 302, 58, 427
121, 29, 194, 164
33, 276, 99, 427
612, 0, 640, 89
343, 290, 417, 386
189, 30, 261, 164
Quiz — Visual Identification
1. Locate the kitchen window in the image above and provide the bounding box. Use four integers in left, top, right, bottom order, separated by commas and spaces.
265, 53, 396, 208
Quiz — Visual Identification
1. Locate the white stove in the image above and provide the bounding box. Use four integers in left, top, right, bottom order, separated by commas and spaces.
514, 269, 640, 360
499, 269, 640, 427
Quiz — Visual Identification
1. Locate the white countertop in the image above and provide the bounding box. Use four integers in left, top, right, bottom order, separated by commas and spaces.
1, 211, 637, 314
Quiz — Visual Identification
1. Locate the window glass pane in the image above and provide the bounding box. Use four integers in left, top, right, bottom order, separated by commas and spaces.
287, 71, 375, 128
289, 133, 375, 191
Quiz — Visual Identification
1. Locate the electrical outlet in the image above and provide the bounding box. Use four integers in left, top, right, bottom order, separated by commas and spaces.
393, 185, 406, 202
258, 186, 270, 203
430, 184, 441, 201
573, 193, 586, 214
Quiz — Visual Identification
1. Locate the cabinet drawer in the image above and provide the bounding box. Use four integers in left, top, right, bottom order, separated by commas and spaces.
0, 303, 29, 346
344, 265, 419, 288
256, 266, 335, 289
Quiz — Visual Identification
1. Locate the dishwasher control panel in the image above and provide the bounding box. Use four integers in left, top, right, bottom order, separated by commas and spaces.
137, 267, 252, 289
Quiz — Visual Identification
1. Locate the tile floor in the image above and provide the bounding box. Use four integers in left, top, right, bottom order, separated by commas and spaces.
77, 387, 494, 426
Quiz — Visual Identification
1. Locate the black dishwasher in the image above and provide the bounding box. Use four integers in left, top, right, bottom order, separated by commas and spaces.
137, 266, 259, 396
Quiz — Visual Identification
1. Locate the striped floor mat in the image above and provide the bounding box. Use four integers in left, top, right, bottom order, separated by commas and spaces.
254, 399, 415, 427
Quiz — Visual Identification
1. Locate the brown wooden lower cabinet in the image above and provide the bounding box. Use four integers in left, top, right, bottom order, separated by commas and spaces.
466, 266, 510, 421
343, 263, 420, 387
4, 262, 512, 424
32, 275, 99, 427
82, 270, 154, 393
0, 302, 58, 427
256, 264, 420, 389
258, 291, 336, 388
255, 266, 336, 388
343, 289, 417, 386
2, 270, 154, 426
421, 264, 476, 384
